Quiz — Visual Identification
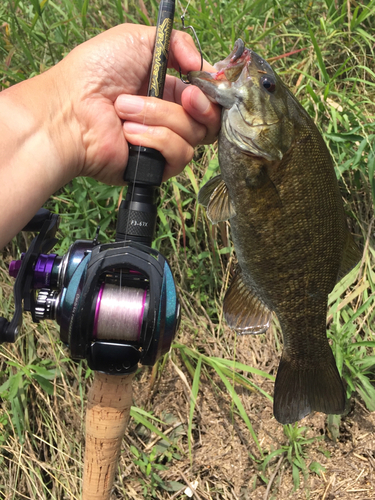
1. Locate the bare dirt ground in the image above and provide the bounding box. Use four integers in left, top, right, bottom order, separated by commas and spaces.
120, 326, 375, 500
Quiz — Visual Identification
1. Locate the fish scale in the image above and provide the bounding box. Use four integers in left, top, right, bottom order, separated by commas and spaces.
188, 39, 361, 424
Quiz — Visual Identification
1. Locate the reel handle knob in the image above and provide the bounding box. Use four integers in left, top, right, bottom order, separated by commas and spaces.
0, 317, 11, 343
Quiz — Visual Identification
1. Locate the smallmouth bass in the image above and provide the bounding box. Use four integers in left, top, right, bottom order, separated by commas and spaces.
188, 40, 361, 424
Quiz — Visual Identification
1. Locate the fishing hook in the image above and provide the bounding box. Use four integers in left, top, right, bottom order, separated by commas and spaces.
179, 14, 203, 84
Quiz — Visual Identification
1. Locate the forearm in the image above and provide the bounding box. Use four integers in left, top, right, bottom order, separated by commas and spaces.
0, 69, 81, 248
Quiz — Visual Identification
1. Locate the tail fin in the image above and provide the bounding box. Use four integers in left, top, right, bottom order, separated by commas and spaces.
273, 352, 345, 424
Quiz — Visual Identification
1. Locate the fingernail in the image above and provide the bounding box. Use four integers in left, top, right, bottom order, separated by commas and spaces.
123, 121, 149, 134
192, 90, 210, 114
117, 95, 145, 114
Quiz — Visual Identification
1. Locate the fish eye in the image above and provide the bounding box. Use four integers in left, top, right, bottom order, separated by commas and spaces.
261, 76, 276, 93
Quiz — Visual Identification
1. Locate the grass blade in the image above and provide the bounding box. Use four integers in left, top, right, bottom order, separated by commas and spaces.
308, 27, 330, 84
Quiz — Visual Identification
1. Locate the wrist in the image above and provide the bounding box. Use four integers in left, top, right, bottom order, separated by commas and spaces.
42, 65, 85, 181
2, 67, 83, 186
0, 71, 82, 247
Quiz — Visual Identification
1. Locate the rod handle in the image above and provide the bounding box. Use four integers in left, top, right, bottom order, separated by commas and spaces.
82, 372, 134, 500
123, 0, 175, 185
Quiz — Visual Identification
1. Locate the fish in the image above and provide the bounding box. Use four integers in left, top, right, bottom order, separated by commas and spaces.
188, 39, 361, 424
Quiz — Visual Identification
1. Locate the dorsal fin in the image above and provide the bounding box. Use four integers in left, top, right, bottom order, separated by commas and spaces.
223, 272, 272, 334
337, 230, 361, 282
198, 175, 236, 223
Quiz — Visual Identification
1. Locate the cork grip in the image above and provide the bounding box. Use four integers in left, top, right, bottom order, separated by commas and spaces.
82, 372, 134, 499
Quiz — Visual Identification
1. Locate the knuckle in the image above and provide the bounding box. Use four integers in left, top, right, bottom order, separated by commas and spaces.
151, 97, 170, 123
143, 98, 157, 118
196, 125, 208, 145
159, 126, 173, 141
183, 144, 194, 165
178, 30, 194, 46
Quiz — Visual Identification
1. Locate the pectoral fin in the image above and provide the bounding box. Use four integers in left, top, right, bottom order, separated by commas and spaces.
223, 272, 272, 334
337, 230, 361, 282
198, 175, 236, 223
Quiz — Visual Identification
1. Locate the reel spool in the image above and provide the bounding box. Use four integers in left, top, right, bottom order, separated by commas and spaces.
93, 284, 148, 343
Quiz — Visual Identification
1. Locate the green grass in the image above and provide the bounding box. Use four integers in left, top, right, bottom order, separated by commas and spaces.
0, 0, 374, 498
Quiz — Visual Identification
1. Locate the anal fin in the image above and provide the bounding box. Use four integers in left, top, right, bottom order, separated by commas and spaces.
198, 175, 236, 223
223, 272, 272, 334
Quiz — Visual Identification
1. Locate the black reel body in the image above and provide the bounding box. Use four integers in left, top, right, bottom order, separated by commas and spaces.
0, 210, 180, 374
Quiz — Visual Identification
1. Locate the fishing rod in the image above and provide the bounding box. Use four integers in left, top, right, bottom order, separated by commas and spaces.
83, 2, 179, 496
0, 0, 180, 497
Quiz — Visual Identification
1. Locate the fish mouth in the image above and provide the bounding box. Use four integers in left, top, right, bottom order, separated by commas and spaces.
213, 38, 250, 73
187, 70, 234, 108
187, 42, 252, 109
187, 70, 218, 86
187, 39, 251, 90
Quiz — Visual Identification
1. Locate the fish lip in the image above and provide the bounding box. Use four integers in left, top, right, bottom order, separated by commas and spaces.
187, 70, 234, 107
187, 70, 211, 83
231, 39, 245, 63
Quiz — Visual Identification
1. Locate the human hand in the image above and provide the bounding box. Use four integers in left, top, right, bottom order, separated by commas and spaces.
0, 23, 221, 246
54, 24, 221, 184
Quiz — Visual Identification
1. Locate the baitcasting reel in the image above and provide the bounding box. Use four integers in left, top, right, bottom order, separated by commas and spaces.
0, 185, 180, 374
